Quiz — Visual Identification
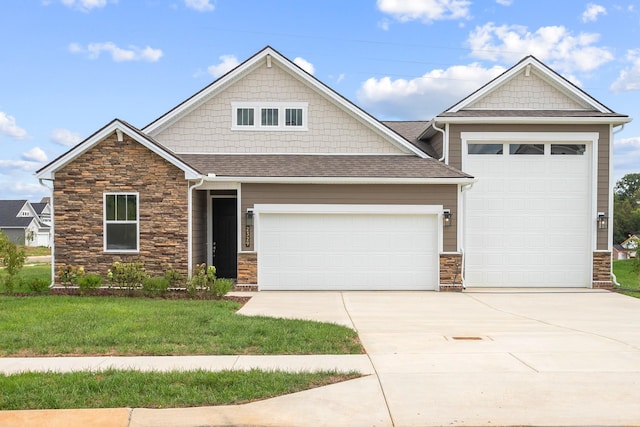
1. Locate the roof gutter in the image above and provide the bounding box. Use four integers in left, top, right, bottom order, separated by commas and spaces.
432, 121, 447, 162
434, 116, 632, 125
197, 175, 477, 185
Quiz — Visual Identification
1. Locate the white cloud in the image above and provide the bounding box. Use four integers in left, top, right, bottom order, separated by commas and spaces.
0, 112, 28, 139
293, 57, 315, 75
496, 0, 512, 5
69, 42, 163, 62
0, 160, 41, 172
610, 49, 640, 93
184, 0, 214, 12
467, 23, 614, 74
379, 19, 391, 31
581, 3, 606, 23
50, 128, 83, 146
22, 147, 48, 163
377, 0, 471, 23
60, 0, 111, 12
207, 55, 239, 78
357, 63, 505, 120
614, 136, 640, 181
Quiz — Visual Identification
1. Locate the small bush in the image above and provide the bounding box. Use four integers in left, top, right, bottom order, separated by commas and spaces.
27, 277, 50, 294
142, 277, 169, 297
77, 274, 103, 295
1, 276, 20, 295
163, 265, 185, 288
56, 264, 85, 286
187, 264, 218, 298
108, 261, 148, 291
211, 278, 234, 299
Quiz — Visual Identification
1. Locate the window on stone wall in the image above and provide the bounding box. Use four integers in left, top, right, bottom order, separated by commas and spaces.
104, 193, 138, 252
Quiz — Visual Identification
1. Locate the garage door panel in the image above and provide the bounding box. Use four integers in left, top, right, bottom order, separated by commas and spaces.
465, 142, 592, 288
258, 211, 438, 290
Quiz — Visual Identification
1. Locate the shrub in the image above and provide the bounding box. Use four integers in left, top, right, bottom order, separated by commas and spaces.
77, 274, 103, 295
186, 264, 217, 298
0, 231, 26, 281
163, 265, 185, 288
142, 277, 169, 297
1, 276, 20, 295
108, 261, 148, 291
211, 278, 234, 299
56, 264, 85, 287
27, 277, 50, 294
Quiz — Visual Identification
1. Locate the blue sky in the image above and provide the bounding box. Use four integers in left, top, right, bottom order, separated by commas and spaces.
1, 0, 639, 200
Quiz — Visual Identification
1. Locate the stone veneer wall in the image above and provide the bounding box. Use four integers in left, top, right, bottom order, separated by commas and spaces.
592, 251, 613, 289
53, 132, 189, 281
439, 253, 463, 292
237, 252, 257, 284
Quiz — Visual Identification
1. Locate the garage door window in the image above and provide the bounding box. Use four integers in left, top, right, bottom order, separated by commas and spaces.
551, 144, 586, 155
509, 144, 544, 155
468, 143, 503, 154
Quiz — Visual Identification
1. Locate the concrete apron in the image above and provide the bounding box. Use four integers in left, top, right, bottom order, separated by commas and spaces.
238, 290, 640, 427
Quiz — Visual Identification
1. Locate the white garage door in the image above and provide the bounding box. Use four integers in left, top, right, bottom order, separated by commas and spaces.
256, 205, 440, 290
464, 141, 592, 287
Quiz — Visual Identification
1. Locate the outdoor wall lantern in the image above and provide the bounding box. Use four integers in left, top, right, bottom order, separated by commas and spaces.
597, 212, 608, 230
245, 210, 254, 247
443, 209, 452, 227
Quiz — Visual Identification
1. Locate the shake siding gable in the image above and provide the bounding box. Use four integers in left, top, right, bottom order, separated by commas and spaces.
54, 132, 189, 280
152, 61, 408, 155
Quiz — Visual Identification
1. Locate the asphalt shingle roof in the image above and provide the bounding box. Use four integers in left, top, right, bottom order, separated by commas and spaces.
177, 154, 472, 179
0, 200, 33, 228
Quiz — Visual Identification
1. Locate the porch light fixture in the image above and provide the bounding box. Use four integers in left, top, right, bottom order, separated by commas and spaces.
443, 209, 452, 227
245, 210, 254, 248
597, 212, 608, 230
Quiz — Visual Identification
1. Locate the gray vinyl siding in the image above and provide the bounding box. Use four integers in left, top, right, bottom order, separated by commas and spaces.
448, 123, 611, 250
240, 183, 458, 252
0, 228, 25, 245
192, 189, 207, 267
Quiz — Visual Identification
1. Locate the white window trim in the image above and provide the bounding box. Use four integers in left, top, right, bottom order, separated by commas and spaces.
231, 102, 308, 131
103, 192, 140, 253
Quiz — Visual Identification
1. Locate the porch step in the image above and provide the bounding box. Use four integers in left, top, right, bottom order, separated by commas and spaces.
232, 284, 258, 292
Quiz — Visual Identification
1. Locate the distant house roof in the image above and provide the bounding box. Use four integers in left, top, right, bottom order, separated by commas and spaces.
0, 200, 33, 228
31, 202, 48, 215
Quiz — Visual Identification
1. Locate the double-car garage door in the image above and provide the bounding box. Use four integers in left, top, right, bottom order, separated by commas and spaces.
255, 205, 440, 290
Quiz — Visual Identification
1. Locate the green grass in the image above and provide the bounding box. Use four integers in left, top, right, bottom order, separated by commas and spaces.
0, 264, 52, 293
20, 246, 51, 257
0, 369, 362, 410
613, 259, 640, 297
0, 296, 363, 356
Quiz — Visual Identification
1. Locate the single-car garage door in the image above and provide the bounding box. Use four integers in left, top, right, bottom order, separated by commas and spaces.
255, 205, 440, 290
463, 139, 593, 287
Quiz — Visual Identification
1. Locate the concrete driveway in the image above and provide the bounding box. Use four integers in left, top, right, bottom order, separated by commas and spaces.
238, 289, 640, 426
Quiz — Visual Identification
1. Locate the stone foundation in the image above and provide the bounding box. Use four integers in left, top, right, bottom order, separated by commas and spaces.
592, 251, 613, 289
440, 253, 463, 292
237, 252, 257, 284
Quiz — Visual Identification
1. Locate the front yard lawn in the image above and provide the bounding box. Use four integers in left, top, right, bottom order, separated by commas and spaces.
0, 369, 361, 410
0, 296, 364, 356
613, 259, 639, 297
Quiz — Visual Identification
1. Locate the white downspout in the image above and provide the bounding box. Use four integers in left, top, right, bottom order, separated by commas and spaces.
432, 121, 447, 162
610, 123, 626, 286
187, 177, 205, 278
38, 178, 55, 287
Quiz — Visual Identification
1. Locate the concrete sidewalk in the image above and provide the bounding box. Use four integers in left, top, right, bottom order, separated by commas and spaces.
2, 289, 640, 426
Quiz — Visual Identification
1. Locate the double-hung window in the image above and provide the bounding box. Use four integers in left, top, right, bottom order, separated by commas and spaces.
232, 102, 308, 130
104, 193, 139, 252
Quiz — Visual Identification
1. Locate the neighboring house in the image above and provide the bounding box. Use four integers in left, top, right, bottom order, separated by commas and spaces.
620, 233, 640, 258
614, 244, 629, 260
0, 200, 51, 247
36, 46, 631, 290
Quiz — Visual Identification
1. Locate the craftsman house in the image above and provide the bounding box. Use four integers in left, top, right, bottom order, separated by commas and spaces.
36, 46, 630, 290
0, 199, 51, 247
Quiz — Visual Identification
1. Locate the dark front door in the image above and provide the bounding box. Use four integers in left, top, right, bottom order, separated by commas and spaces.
212, 198, 237, 278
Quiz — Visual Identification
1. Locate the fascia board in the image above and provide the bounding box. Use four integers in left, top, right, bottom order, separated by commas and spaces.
202, 176, 477, 185
35, 120, 200, 180
435, 116, 632, 125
